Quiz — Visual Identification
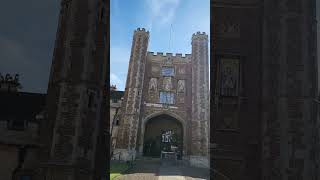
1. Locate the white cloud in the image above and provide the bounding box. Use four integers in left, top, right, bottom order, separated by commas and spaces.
110, 46, 131, 91
110, 72, 124, 90
146, 0, 180, 29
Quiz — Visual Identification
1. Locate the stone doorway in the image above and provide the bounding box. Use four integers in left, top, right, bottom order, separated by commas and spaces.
143, 114, 183, 159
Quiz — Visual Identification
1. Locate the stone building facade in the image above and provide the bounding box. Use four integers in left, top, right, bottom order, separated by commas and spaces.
109, 86, 124, 152
114, 28, 209, 168
0, 82, 46, 180
211, 0, 318, 179
36, 0, 108, 180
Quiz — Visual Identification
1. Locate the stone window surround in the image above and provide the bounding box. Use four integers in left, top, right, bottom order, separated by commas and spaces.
159, 91, 175, 105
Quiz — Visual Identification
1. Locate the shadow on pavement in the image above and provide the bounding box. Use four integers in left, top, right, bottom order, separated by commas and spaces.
116, 158, 209, 180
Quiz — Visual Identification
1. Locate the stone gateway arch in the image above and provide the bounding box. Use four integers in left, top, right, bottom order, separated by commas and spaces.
142, 113, 184, 158
113, 28, 210, 168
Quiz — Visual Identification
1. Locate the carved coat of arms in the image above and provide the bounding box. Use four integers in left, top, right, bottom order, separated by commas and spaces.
163, 77, 172, 91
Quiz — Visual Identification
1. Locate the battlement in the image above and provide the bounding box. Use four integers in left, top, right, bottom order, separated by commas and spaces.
147, 51, 192, 58
192, 31, 208, 39
193, 31, 207, 35
134, 27, 149, 33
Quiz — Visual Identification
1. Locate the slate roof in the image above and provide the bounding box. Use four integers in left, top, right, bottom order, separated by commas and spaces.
0, 90, 124, 123
110, 90, 124, 102
0, 91, 46, 123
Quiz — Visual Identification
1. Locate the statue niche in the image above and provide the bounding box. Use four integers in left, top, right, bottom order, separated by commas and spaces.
220, 59, 239, 96
177, 80, 185, 93
149, 78, 157, 91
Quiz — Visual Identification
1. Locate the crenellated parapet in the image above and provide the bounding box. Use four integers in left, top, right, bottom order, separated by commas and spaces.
192, 31, 208, 40
134, 27, 149, 34
147, 51, 192, 59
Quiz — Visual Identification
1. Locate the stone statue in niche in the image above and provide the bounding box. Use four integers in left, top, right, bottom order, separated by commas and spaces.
223, 67, 235, 89
177, 80, 185, 93
149, 78, 157, 91
163, 77, 172, 91
164, 57, 172, 65
220, 58, 239, 96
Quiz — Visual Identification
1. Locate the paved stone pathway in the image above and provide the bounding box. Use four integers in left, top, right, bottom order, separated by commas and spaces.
116, 159, 160, 180
158, 164, 185, 180
115, 159, 209, 180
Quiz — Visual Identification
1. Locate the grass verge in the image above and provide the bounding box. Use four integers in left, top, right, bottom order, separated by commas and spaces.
110, 162, 131, 180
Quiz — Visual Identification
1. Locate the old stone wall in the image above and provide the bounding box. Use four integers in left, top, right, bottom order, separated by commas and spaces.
212, 0, 318, 179
211, 1, 263, 179
261, 0, 318, 179
0, 144, 40, 180
38, 0, 108, 180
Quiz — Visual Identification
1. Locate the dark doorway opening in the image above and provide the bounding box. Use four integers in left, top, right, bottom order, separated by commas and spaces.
143, 114, 183, 159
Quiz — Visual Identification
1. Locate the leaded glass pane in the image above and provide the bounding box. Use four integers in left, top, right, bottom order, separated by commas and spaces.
160, 92, 166, 103
159, 91, 175, 104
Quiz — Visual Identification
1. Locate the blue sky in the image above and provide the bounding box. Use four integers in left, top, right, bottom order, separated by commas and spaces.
110, 0, 210, 91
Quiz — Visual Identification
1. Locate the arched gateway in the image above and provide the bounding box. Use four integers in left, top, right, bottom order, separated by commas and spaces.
140, 113, 185, 159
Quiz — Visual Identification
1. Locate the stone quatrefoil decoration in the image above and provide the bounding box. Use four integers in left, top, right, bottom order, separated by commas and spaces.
216, 19, 240, 37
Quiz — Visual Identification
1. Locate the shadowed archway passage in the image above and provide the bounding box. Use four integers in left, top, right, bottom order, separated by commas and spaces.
143, 114, 183, 158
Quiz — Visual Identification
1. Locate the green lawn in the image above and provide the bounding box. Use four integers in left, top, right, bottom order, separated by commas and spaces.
110, 162, 130, 180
